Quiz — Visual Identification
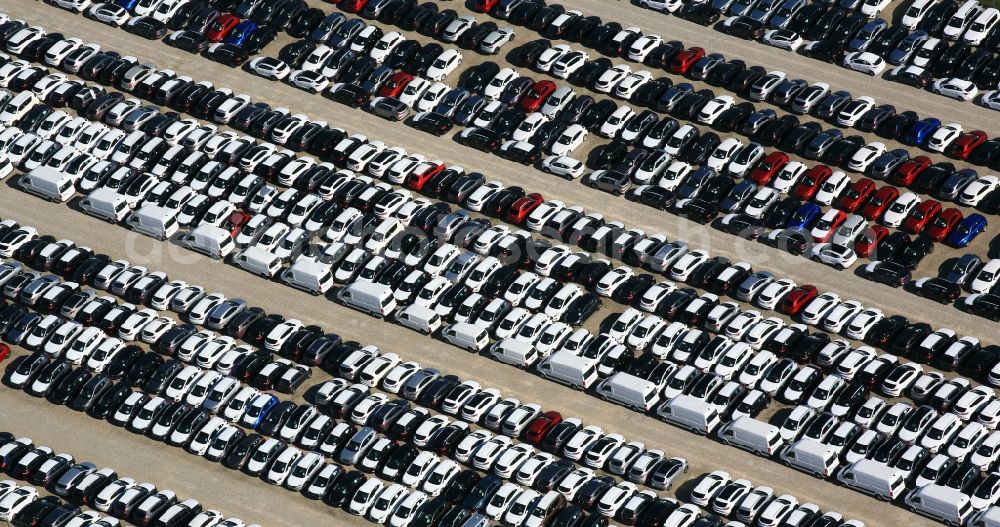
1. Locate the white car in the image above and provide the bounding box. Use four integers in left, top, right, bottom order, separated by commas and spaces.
614, 71, 653, 99
690, 471, 730, 506
370, 32, 405, 63
815, 171, 850, 205
598, 105, 635, 138
670, 250, 709, 282
932, 77, 978, 101
971, 259, 1000, 294
484, 68, 518, 100
811, 243, 858, 269
480, 28, 515, 55
536, 44, 571, 72
963, 7, 1000, 45
426, 49, 463, 81
697, 96, 734, 124
552, 50, 590, 79
763, 29, 805, 51
927, 123, 962, 152
982, 90, 1000, 111
959, 176, 999, 206
835, 96, 875, 127
247, 57, 291, 80
541, 155, 585, 179
88, 3, 130, 26
845, 308, 884, 339
594, 64, 631, 93
860, 0, 891, 17
847, 142, 886, 172
843, 52, 886, 75
550, 125, 588, 156
882, 192, 920, 227
628, 35, 663, 62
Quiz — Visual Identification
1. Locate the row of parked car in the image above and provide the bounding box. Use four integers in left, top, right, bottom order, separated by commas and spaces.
0, 432, 253, 527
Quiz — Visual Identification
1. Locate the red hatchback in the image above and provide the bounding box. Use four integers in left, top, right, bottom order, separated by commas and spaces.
793, 165, 832, 200
525, 411, 562, 444
855, 225, 889, 257
379, 72, 413, 98
475, 0, 502, 11
838, 177, 876, 212
520, 81, 556, 112
507, 193, 544, 224
405, 161, 446, 191
779, 285, 818, 315
892, 156, 930, 186
669, 47, 705, 74
902, 200, 941, 234
750, 151, 789, 185
223, 211, 251, 237
0, 343, 9, 364
860, 186, 900, 221
926, 208, 962, 241
949, 130, 987, 159
206, 13, 240, 42
339, 0, 370, 13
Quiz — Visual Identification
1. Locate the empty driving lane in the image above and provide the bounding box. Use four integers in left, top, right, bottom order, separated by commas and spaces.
10, 3, 994, 344
0, 385, 370, 527
0, 186, 937, 527
528, 0, 1000, 133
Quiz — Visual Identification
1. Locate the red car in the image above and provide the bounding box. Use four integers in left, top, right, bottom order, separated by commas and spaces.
206, 13, 240, 42
474, 0, 502, 11
525, 411, 562, 444
223, 211, 251, 237
793, 164, 832, 200
860, 186, 900, 221
778, 285, 818, 315
339, 0, 370, 13
0, 343, 9, 364
379, 72, 413, 98
926, 208, 962, 241
519, 80, 556, 112
902, 199, 941, 234
892, 156, 930, 186
506, 193, 544, 224
668, 47, 705, 74
405, 161, 446, 191
749, 151, 789, 185
855, 225, 889, 257
949, 130, 987, 159
838, 178, 876, 212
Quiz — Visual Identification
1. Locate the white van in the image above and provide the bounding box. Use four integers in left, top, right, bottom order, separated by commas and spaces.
490, 338, 540, 368
394, 304, 443, 335
179, 224, 235, 260
973, 507, 1000, 527
718, 416, 785, 456
441, 322, 491, 352
597, 372, 661, 412
837, 459, 907, 501
232, 246, 283, 278
80, 188, 132, 223
337, 281, 397, 318
656, 394, 723, 434
537, 351, 600, 390
282, 257, 334, 295
905, 484, 975, 526
126, 204, 180, 240
779, 438, 840, 477
20, 167, 76, 202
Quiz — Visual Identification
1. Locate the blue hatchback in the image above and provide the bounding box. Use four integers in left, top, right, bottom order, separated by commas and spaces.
116, 0, 140, 9
249, 393, 278, 429
787, 203, 822, 229
225, 20, 259, 47
904, 117, 941, 146
946, 213, 987, 247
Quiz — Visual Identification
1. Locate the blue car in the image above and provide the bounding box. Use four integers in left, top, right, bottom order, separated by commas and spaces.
903, 117, 941, 146
116, 0, 139, 9
225, 20, 259, 46
248, 394, 279, 429
946, 213, 987, 247
787, 203, 822, 229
